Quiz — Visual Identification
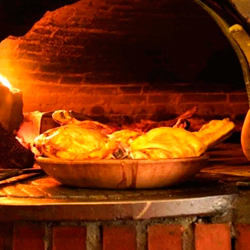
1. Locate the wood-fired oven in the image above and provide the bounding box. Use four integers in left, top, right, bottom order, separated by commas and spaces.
0, 0, 250, 250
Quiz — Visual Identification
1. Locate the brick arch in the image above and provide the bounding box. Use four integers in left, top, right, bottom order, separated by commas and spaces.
0, 0, 246, 124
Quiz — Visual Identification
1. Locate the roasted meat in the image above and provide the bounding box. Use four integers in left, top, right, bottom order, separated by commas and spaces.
122, 106, 198, 132
108, 130, 141, 145
52, 107, 198, 134
193, 118, 235, 149
32, 109, 235, 161
33, 124, 114, 160
130, 127, 207, 159
52, 110, 117, 135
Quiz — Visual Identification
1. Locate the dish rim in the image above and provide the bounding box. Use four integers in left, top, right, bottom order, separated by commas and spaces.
36, 154, 210, 165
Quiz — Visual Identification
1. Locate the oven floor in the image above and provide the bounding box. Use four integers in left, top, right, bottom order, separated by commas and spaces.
0, 143, 248, 221
201, 143, 250, 176
0, 143, 249, 200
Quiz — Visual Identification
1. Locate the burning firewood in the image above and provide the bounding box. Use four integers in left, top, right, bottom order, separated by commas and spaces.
0, 75, 23, 133
0, 122, 35, 169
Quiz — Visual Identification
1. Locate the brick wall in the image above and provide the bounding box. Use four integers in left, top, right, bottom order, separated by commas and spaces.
0, 220, 249, 250
21, 83, 249, 125
0, 0, 247, 124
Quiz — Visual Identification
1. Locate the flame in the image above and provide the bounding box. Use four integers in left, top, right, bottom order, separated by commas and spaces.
0, 74, 20, 93
0, 74, 11, 89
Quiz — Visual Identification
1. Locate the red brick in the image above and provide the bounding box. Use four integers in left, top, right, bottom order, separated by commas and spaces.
35, 93, 58, 105
180, 93, 227, 103
103, 225, 137, 250
41, 103, 67, 112
148, 224, 184, 250
143, 84, 193, 94
75, 86, 94, 94
195, 223, 231, 250
17, 52, 41, 61
39, 63, 65, 73
178, 103, 229, 117
36, 73, 61, 83
120, 86, 142, 94
13, 223, 45, 250
53, 226, 87, 250
100, 95, 123, 104
54, 29, 80, 37
109, 104, 133, 115
33, 27, 53, 35
23, 33, 45, 42
148, 94, 172, 104
94, 86, 119, 95
235, 224, 250, 250
18, 43, 42, 53
229, 103, 249, 115
120, 95, 147, 104
66, 94, 102, 105
229, 93, 248, 103
60, 76, 83, 84
42, 84, 75, 94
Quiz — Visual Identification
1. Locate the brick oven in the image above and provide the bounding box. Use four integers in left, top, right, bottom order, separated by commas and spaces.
0, 0, 250, 249
0, 0, 249, 124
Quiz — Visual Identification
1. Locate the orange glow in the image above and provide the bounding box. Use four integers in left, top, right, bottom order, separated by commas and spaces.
0, 74, 20, 93
16, 111, 44, 148
0, 74, 11, 88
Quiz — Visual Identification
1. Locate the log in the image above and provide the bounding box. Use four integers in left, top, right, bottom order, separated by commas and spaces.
0, 122, 35, 169
0, 82, 23, 133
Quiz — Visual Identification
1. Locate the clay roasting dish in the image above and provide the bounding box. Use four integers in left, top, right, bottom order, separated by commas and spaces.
36, 155, 209, 189
33, 108, 235, 189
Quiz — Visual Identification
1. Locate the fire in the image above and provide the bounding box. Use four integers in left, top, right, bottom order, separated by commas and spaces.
0, 74, 20, 93
0, 74, 11, 89
16, 111, 45, 149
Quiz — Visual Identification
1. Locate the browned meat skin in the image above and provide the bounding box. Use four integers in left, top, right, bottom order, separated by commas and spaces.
33, 124, 109, 160
78, 121, 118, 135
130, 127, 207, 159
52, 110, 119, 135
51, 107, 200, 135
33, 112, 235, 160
122, 106, 198, 132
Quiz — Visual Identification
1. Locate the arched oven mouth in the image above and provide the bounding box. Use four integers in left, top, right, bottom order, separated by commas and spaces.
0, 0, 250, 167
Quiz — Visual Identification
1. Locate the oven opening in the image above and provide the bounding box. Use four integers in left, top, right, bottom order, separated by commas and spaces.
0, 0, 249, 180
1, 2, 250, 248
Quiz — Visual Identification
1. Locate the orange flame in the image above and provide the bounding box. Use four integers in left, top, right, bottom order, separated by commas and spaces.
0, 74, 20, 93
0, 74, 11, 88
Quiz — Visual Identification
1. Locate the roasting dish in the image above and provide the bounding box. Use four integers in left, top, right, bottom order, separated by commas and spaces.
34, 109, 234, 189
36, 154, 209, 189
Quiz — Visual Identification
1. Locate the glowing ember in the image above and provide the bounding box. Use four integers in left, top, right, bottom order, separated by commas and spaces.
0, 74, 20, 93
